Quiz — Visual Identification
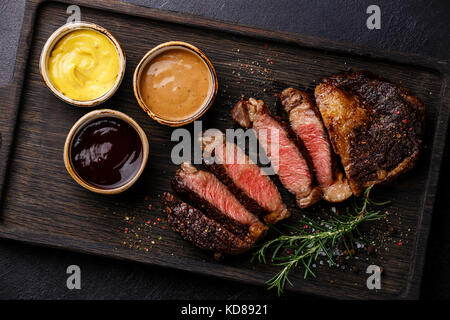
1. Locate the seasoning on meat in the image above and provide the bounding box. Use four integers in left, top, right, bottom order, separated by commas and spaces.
162, 192, 252, 255
315, 71, 425, 195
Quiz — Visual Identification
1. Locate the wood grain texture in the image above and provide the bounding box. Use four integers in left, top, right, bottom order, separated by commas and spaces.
0, 0, 448, 299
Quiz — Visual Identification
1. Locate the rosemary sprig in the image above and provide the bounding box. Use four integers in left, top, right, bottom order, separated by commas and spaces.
252, 186, 389, 296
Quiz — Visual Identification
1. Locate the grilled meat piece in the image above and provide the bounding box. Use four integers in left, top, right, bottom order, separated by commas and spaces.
280, 88, 352, 202
231, 98, 321, 208
200, 129, 290, 224
315, 71, 425, 195
172, 162, 267, 243
162, 192, 252, 255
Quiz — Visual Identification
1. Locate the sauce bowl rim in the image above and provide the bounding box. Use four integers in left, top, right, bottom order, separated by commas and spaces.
133, 41, 218, 127
39, 22, 126, 107
63, 109, 149, 194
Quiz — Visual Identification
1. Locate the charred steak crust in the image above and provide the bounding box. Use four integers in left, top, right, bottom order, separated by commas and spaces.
231, 100, 252, 128
162, 192, 252, 255
315, 71, 425, 194
171, 162, 268, 243
171, 174, 252, 242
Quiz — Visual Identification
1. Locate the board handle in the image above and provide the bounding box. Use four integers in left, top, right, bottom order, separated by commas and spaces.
0, 84, 18, 201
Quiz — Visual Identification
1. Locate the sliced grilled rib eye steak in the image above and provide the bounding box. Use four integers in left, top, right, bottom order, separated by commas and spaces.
280, 88, 352, 202
315, 71, 425, 195
231, 98, 321, 208
171, 162, 268, 243
200, 129, 290, 224
162, 192, 252, 255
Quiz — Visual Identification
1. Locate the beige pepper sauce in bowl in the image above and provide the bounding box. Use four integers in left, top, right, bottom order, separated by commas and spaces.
134, 42, 217, 126
140, 48, 212, 121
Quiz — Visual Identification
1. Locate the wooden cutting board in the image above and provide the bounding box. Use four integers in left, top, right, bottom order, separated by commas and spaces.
0, 0, 448, 299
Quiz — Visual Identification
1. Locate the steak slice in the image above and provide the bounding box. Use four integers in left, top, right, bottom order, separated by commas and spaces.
200, 129, 290, 224
172, 162, 267, 243
315, 71, 425, 195
162, 192, 252, 255
280, 88, 352, 202
231, 98, 321, 208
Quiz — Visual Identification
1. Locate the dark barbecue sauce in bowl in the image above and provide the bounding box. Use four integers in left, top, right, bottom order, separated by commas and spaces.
71, 117, 143, 189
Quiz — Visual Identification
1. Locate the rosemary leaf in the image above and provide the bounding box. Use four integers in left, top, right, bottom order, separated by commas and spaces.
252, 186, 388, 295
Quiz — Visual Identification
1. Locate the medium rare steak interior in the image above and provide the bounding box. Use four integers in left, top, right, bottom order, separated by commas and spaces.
280, 88, 352, 202
315, 71, 425, 195
231, 98, 321, 208
171, 162, 267, 243
163, 70, 425, 257
162, 192, 252, 255
200, 129, 290, 224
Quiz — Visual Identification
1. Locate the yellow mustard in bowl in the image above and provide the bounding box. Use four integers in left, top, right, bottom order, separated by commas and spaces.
47, 29, 120, 101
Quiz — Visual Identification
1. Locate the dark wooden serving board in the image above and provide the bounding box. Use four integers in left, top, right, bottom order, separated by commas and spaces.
0, 0, 449, 299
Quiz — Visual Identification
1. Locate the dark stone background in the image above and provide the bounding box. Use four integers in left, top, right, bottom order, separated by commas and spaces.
0, 0, 449, 299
